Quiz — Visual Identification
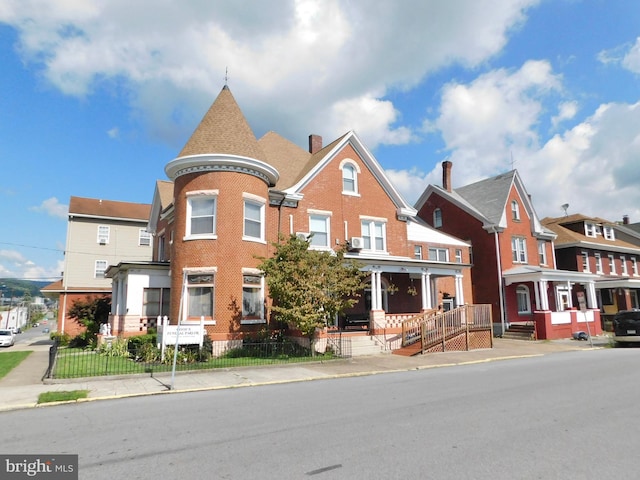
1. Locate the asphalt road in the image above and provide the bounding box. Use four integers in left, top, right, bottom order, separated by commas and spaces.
1, 347, 635, 479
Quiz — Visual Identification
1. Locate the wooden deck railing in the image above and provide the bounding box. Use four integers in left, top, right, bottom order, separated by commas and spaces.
401, 305, 492, 353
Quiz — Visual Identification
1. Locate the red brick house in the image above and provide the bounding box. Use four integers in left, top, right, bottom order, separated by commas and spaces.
414, 162, 601, 339
107, 86, 476, 353
543, 214, 640, 328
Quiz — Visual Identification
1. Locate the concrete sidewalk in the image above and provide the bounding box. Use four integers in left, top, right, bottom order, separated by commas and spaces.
0, 336, 611, 412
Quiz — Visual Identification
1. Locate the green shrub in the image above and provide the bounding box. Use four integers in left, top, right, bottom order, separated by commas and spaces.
50, 332, 71, 346
98, 337, 130, 358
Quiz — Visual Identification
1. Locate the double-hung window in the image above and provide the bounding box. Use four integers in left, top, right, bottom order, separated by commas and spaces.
595, 253, 603, 273
187, 273, 214, 319
632, 257, 638, 276
187, 193, 217, 238
243, 195, 265, 242
95, 260, 108, 278
428, 247, 448, 262
538, 241, 547, 265
608, 254, 616, 275
581, 251, 590, 272
242, 272, 264, 323
621, 255, 628, 275
309, 214, 331, 248
342, 164, 357, 194
142, 288, 170, 318
516, 285, 531, 314
511, 237, 528, 264
511, 200, 520, 221
414, 245, 422, 259
361, 219, 386, 252
139, 229, 151, 246
603, 226, 615, 240
433, 209, 442, 228
97, 226, 110, 244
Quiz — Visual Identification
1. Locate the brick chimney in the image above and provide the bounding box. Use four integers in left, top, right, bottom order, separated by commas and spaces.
309, 134, 322, 154
623, 215, 630, 225
442, 160, 453, 192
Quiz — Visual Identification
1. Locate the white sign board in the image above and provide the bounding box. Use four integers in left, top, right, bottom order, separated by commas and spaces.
157, 324, 204, 345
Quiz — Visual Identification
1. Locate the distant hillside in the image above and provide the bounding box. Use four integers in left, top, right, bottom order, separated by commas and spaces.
0, 278, 53, 298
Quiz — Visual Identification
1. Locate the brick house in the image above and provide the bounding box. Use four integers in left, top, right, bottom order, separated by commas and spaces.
414, 162, 601, 339
107, 85, 475, 352
542, 214, 640, 328
42, 196, 152, 336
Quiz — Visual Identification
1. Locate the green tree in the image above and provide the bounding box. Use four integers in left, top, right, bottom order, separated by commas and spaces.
67, 296, 111, 345
258, 235, 366, 352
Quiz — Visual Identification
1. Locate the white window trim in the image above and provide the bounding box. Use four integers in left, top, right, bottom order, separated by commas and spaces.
585, 223, 596, 238
242, 194, 266, 243
538, 241, 547, 266
595, 253, 603, 274
340, 159, 361, 196
139, 229, 151, 246
95, 260, 108, 278
414, 245, 422, 259
632, 257, 638, 276
240, 269, 266, 324
581, 251, 590, 272
511, 237, 528, 264
455, 249, 463, 263
97, 225, 110, 244
360, 218, 387, 253
516, 284, 531, 314
428, 247, 449, 262
185, 191, 219, 240
608, 254, 617, 275
603, 226, 615, 240
183, 269, 216, 324
309, 213, 332, 250
511, 200, 520, 221
433, 208, 442, 228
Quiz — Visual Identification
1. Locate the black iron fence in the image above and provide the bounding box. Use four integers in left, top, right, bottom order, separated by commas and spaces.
45, 336, 350, 380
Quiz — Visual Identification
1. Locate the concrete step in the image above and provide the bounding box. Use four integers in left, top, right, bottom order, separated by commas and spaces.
349, 335, 388, 356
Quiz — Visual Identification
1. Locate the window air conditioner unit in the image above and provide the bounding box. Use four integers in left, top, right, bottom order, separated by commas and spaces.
296, 232, 310, 241
99, 239, 106, 245
349, 237, 364, 250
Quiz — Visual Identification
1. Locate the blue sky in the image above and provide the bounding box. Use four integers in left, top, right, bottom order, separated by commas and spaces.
1, 0, 640, 281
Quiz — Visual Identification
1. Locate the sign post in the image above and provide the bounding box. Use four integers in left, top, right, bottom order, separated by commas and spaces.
576, 291, 593, 347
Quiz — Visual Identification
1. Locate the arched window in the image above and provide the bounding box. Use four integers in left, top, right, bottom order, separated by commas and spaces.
516, 284, 531, 314
511, 200, 520, 221
340, 160, 360, 195
433, 208, 442, 228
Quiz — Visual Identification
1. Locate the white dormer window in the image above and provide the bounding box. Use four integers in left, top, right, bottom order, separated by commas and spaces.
340, 160, 360, 195
511, 200, 520, 221
603, 226, 615, 240
585, 223, 596, 238
433, 208, 442, 228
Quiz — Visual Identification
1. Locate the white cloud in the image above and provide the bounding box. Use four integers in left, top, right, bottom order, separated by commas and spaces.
622, 37, 640, 74
107, 127, 120, 139
29, 197, 68, 219
0, 0, 539, 149
551, 101, 578, 128
428, 60, 562, 183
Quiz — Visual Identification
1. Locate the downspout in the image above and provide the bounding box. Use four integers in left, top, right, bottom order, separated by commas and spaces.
492, 228, 506, 336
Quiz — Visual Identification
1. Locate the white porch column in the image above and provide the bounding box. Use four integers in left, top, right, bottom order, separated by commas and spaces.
586, 281, 597, 309
455, 274, 464, 306
539, 280, 549, 310
533, 281, 541, 311
118, 274, 125, 315
421, 271, 432, 310
371, 270, 383, 310
567, 281, 574, 308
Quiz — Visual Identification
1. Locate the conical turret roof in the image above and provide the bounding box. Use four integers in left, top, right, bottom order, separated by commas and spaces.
178, 85, 267, 162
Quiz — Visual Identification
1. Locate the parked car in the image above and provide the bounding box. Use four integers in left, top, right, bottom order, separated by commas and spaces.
613, 309, 640, 346
42, 327, 50, 334
0, 329, 15, 347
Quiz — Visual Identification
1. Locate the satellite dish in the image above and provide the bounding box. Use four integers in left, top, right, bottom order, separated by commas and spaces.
561, 204, 569, 216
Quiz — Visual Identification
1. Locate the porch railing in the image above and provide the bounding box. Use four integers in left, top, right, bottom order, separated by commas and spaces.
401, 304, 492, 352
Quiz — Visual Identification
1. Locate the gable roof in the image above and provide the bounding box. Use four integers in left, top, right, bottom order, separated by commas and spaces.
278, 130, 416, 216
542, 214, 640, 254
178, 85, 267, 162
415, 168, 554, 238
68, 196, 150, 222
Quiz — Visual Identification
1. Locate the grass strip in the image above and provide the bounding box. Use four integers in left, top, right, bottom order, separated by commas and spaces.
0, 350, 32, 379
38, 390, 89, 404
